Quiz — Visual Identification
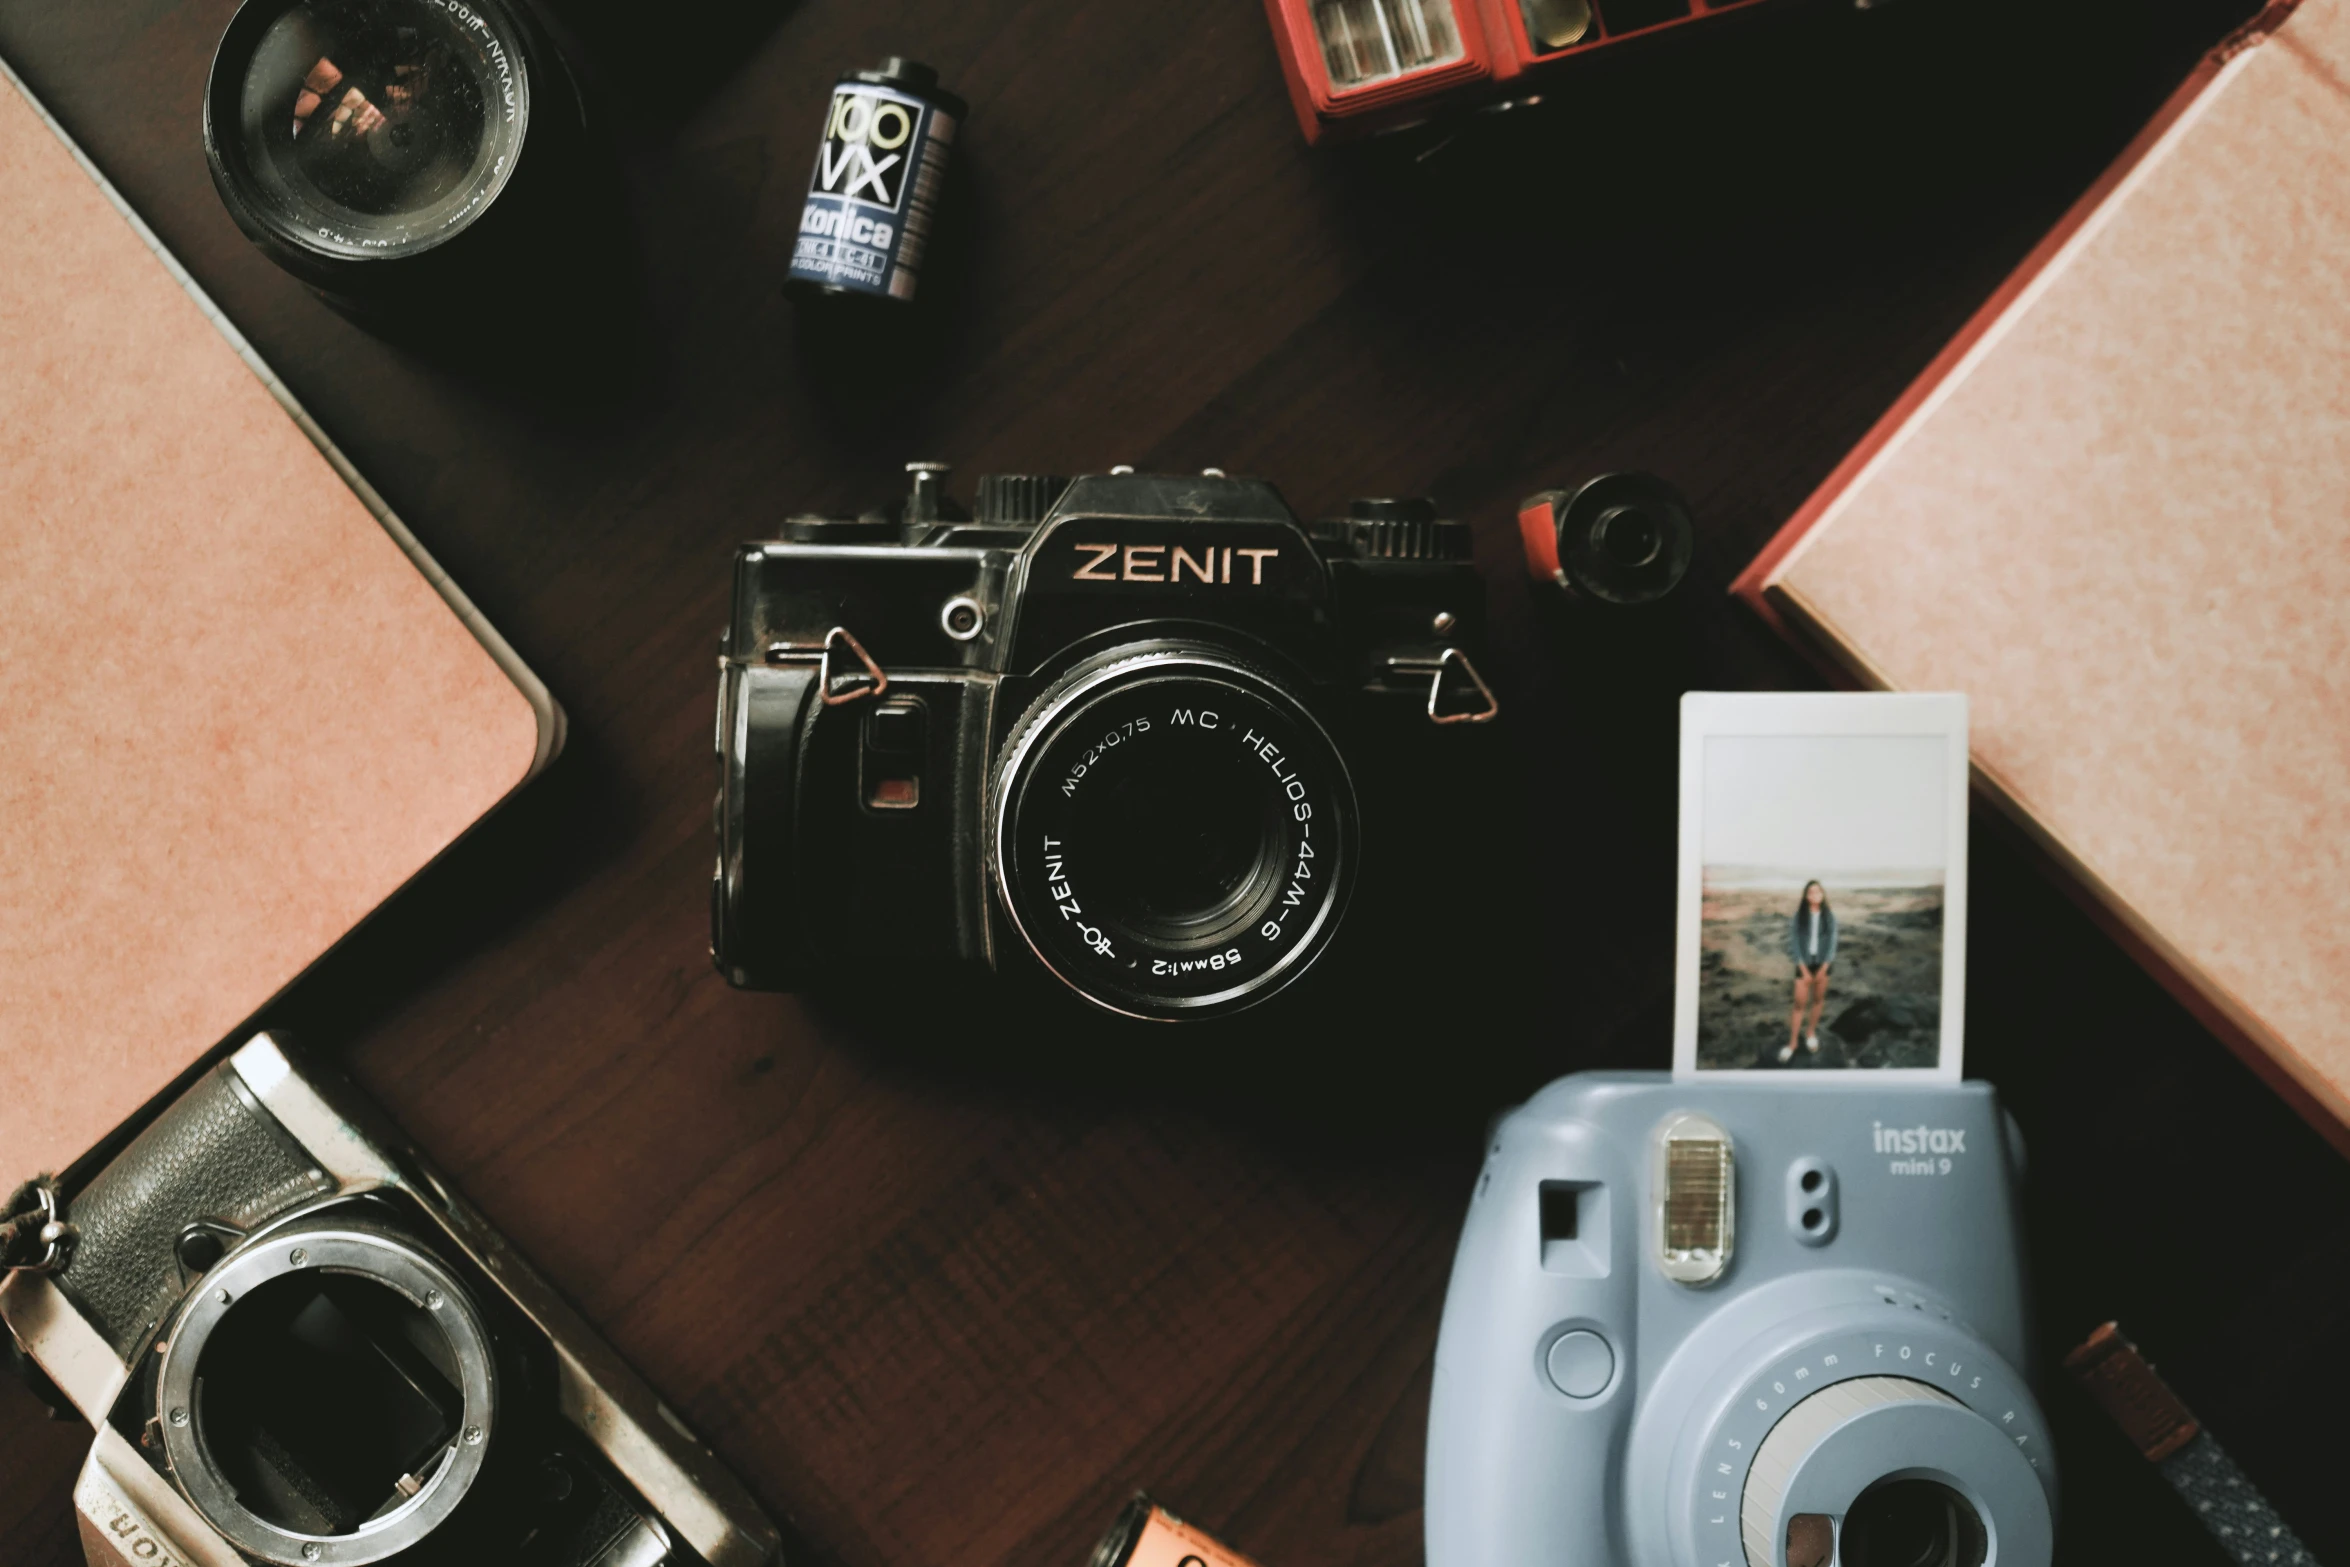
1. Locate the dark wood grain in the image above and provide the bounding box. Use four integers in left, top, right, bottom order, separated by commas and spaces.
5, 1, 2345, 1565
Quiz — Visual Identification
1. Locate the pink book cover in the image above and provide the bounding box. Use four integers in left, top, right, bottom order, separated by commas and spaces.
1733, 0, 2350, 1153
0, 59, 563, 1179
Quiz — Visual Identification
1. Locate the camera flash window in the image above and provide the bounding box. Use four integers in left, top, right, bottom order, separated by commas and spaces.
1655, 1113, 1734, 1286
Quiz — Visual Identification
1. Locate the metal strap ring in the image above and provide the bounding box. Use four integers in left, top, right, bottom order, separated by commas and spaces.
1427, 647, 1499, 725
819, 625, 888, 706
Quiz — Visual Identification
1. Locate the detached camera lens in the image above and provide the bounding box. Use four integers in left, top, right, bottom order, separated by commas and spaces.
204, 0, 577, 302
992, 643, 1359, 1020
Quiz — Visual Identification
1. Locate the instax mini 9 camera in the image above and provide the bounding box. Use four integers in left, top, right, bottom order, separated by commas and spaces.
1426, 1073, 2056, 1567
0, 1035, 779, 1567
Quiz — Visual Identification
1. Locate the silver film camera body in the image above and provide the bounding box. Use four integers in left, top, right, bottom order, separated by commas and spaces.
1426, 1072, 2059, 1567
0, 1034, 780, 1567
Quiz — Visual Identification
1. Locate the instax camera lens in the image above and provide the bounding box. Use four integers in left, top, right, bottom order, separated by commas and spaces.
1841, 1478, 1988, 1567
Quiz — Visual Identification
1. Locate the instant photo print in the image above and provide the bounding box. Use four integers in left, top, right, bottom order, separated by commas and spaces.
1673, 692, 1969, 1079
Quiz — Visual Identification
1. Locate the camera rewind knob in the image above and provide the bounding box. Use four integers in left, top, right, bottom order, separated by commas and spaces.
973, 473, 1070, 528
1320, 497, 1474, 561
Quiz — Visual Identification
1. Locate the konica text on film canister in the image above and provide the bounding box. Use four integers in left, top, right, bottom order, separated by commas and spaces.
1087, 1494, 1267, 1567
785, 57, 962, 307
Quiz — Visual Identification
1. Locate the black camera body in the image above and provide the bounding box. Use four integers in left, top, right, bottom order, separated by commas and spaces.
713, 466, 1499, 1022
0, 1035, 778, 1567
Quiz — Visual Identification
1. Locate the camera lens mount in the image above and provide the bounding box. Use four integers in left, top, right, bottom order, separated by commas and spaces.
991, 642, 1359, 1020
155, 1218, 498, 1565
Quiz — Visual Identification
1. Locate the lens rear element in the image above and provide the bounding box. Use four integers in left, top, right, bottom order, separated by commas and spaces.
992, 645, 1359, 1020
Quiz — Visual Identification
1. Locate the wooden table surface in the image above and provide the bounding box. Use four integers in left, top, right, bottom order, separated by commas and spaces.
5, 1, 2347, 1564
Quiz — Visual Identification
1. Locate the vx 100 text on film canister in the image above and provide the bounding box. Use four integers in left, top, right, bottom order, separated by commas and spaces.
1087, 1494, 1267, 1567
786, 57, 962, 306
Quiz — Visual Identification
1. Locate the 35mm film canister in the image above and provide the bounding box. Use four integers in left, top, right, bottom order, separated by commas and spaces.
786, 57, 962, 306
1518, 471, 1695, 607
1088, 1494, 1266, 1567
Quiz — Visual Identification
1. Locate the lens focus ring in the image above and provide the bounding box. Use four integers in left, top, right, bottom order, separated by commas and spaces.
991, 644, 1358, 1021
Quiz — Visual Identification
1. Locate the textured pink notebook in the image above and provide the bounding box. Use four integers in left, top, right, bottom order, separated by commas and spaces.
1735, 0, 2350, 1150
0, 61, 561, 1178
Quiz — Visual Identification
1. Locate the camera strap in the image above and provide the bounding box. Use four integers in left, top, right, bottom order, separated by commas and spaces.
0, 1175, 73, 1275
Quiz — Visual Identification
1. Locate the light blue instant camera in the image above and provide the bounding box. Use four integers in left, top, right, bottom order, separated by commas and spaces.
1426, 1073, 2056, 1567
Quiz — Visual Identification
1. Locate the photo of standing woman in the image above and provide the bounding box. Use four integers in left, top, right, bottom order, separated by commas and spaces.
1673, 693, 1969, 1079
1783, 880, 1836, 1062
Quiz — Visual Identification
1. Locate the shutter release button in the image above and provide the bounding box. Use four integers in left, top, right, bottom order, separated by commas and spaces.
1546, 1330, 1614, 1398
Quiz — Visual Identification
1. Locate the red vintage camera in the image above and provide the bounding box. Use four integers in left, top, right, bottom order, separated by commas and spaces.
1265, 0, 1777, 143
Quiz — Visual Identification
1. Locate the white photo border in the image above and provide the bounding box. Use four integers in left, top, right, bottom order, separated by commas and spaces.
1671, 691, 1969, 1081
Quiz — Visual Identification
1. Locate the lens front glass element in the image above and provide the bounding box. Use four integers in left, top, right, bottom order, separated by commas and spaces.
196, 1271, 463, 1535
1840, 1479, 1989, 1567
217, 0, 528, 257
1063, 725, 1288, 944
994, 649, 1358, 1019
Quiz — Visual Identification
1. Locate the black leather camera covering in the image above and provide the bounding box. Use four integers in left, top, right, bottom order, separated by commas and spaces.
57, 1063, 330, 1358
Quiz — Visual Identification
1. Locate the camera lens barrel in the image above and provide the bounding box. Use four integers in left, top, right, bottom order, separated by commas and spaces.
1736, 1374, 2036, 1567
203, 0, 579, 302
991, 642, 1359, 1020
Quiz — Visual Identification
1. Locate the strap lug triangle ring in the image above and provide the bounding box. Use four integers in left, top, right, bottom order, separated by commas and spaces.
818, 625, 888, 706
760, 626, 890, 705
1426, 647, 1498, 725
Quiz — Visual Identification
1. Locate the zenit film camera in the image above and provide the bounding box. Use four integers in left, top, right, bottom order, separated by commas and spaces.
0, 1034, 780, 1567
712, 464, 1500, 1023
1427, 1073, 2057, 1567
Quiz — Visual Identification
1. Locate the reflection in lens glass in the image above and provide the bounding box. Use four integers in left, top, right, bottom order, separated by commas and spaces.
1840, 1479, 1987, 1567
1064, 727, 1287, 944
227, 0, 523, 254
